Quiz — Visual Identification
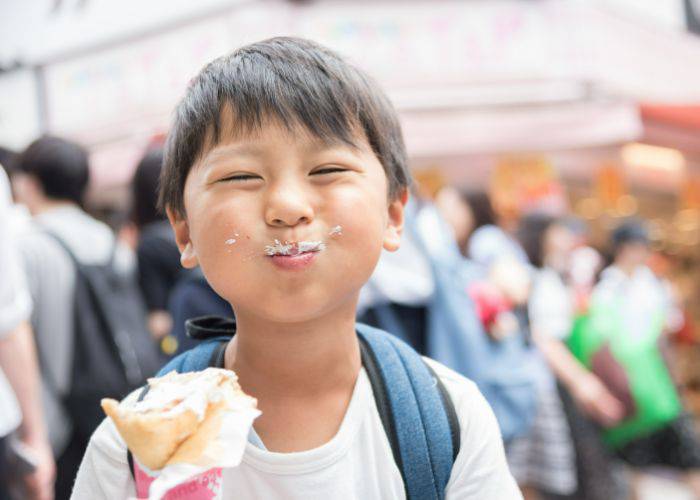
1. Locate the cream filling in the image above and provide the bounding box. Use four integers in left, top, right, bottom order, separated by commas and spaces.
130, 368, 248, 421
264, 239, 326, 256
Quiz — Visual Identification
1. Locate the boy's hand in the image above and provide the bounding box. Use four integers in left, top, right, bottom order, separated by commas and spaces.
572, 374, 625, 428
20, 439, 55, 500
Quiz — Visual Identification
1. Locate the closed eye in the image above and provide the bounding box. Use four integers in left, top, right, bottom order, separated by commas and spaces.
310, 167, 348, 176
219, 173, 262, 183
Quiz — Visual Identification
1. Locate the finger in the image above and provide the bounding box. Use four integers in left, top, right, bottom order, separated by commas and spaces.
595, 400, 624, 426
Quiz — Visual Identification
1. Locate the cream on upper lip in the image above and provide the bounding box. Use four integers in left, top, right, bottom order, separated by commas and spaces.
264, 239, 326, 256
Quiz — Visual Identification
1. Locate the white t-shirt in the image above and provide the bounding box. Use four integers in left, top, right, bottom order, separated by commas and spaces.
71, 359, 521, 499
528, 268, 574, 343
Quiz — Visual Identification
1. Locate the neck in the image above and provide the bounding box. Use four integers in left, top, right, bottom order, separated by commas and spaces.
30, 198, 75, 216
225, 300, 361, 398
614, 260, 637, 277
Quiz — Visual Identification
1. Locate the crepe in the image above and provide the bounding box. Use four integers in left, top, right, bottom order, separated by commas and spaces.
101, 367, 257, 471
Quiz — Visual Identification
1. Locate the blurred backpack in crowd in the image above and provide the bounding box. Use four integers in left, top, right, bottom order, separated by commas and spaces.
46, 233, 163, 441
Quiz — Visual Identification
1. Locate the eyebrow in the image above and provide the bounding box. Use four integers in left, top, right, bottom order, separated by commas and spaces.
202, 144, 266, 163
203, 134, 360, 164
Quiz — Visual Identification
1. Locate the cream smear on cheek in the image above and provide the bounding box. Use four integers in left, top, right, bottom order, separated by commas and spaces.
225, 232, 241, 246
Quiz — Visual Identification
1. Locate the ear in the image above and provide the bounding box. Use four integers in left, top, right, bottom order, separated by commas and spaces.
166, 207, 199, 269
12, 173, 44, 212
382, 188, 408, 252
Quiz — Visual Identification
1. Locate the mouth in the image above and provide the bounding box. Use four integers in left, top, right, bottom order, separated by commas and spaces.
264, 240, 326, 257
264, 240, 324, 271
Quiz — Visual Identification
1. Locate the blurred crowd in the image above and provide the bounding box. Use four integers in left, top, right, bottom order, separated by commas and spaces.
1, 135, 699, 500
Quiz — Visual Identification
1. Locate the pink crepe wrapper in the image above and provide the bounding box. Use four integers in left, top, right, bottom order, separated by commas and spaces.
135, 464, 222, 500
130, 401, 260, 500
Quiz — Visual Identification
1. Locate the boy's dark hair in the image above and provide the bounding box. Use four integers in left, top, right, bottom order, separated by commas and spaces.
16, 135, 90, 205
131, 147, 165, 228
159, 37, 410, 216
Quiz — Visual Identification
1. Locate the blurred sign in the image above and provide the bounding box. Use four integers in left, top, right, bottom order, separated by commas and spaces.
0, 69, 41, 150
296, 0, 569, 87
44, 18, 232, 137
596, 163, 626, 209
490, 156, 567, 217
681, 176, 700, 210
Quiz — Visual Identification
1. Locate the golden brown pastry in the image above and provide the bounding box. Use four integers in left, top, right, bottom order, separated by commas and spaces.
101, 368, 257, 471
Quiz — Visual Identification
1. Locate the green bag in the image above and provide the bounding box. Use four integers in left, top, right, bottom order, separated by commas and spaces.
568, 299, 681, 449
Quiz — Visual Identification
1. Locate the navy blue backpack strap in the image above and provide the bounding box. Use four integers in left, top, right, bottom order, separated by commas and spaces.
357, 323, 459, 500
157, 336, 229, 376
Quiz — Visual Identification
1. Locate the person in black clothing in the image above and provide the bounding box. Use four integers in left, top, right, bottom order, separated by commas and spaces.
131, 147, 183, 351
168, 267, 233, 355
132, 147, 234, 356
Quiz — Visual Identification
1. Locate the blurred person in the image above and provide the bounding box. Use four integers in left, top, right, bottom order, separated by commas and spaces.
358, 195, 435, 353
13, 136, 160, 499
0, 165, 55, 500
435, 186, 531, 343
131, 146, 234, 355
462, 190, 528, 266
591, 220, 700, 498
167, 267, 233, 355
131, 147, 183, 348
466, 255, 530, 341
512, 214, 629, 500
433, 185, 474, 256
366, 193, 537, 444
508, 214, 579, 500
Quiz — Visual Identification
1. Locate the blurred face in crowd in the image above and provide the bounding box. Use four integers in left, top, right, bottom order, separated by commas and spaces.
543, 223, 576, 274
616, 241, 651, 271
435, 186, 474, 254
168, 116, 406, 325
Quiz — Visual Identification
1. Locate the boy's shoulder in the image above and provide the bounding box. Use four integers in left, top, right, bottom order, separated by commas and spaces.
421, 356, 498, 431
419, 357, 517, 497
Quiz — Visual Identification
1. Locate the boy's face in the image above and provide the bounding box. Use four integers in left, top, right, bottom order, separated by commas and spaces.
169, 118, 406, 324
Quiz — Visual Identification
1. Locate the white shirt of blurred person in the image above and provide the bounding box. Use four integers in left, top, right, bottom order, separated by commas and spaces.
0, 165, 55, 500
595, 235, 680, 337
12, 137, 134, 499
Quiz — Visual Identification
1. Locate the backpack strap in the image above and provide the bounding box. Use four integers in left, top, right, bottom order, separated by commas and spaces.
357, 323, 459, 500
156, 336, 230, 376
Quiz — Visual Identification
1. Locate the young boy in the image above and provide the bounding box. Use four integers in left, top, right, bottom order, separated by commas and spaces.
71, 37, 520, 499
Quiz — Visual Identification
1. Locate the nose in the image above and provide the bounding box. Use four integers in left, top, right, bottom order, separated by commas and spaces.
264, 181, 314, 228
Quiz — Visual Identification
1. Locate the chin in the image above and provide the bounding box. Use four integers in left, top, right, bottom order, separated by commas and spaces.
246, 288, 360, 325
